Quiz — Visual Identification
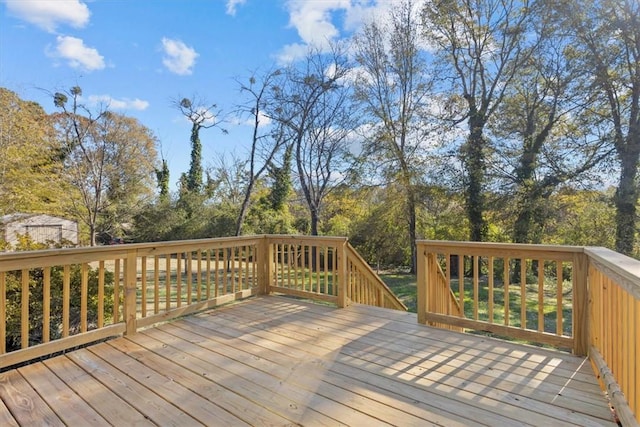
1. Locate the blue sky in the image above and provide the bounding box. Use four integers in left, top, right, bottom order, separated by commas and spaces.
1, 0, 389, 191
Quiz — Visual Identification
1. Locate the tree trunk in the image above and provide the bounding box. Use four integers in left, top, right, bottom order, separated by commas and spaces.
463, 121, 487, 242
89, 224, 96, 247
310, 208, 319, 236
615, 147, 639, 255
235, 179, 255, 236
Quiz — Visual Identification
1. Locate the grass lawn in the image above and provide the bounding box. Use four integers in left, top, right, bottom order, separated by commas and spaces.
379, 271, 572, 338
379, 272, 418, 312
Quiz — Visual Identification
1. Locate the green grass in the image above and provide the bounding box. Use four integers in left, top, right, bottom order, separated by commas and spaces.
379, 272, 418, 312
379, 272, 573, 337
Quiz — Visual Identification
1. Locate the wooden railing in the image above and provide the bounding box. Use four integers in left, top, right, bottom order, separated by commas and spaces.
0, 235, 406, 369
417, 240, 639, 425
345, 242, 407, 311
264, 236, 406, 311
585, 247, 639, 426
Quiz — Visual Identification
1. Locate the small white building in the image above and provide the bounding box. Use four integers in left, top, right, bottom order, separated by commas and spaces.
0, 213, 79, 249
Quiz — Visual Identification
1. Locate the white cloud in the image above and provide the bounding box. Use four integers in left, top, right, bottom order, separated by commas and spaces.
88, 95, 149, 111
5, 0, 90, 32
277, 0, 389, 63
226, 0, 247, 16
276, 42, 310, 64
49, 36, 105, 71
161, 37, 198, 75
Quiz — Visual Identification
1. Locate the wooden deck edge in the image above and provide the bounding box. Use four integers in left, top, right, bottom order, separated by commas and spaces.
0, 323, 125, 370
423, 312, 573, 348
590, 346, 639, 426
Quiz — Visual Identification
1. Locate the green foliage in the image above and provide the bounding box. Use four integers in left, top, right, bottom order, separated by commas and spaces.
156, 158, 170, 202
544, 188, 616, 249
4, 264, 114, 352
187, 123, 203, 193
0, 88, 68, 216
269, 144, 293, 211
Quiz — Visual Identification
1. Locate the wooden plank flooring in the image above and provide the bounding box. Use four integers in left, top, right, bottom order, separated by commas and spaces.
0, 296, 616, 426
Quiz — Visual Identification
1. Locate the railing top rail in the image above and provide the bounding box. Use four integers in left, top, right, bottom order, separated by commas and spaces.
0, 235, 352, 272
417, 240, 584, 254
0, 235, 265, 271
266, 235, 348, 244
585, 246, 640, 300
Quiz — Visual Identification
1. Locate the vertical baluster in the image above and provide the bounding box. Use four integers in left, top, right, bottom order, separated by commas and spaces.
556, 261, 563, 335
165, 255, 171, 311
473, 256, 479, 320
504, 258, 510, 326
520, 259, 526, 329
154, 256, 160, 314
537, 260, 545, 333
63, 264, 71, 336
197, 249, 203, 300
21, 269, 29, 349
98, 261, 105, 327
141, 256, 147, 317
176, 253, 182, 307
186, 252, 192, 305
488, 256, 494, 323
43, 267, 51, 342
206, 250, 211, 299
81, 263, 88, 332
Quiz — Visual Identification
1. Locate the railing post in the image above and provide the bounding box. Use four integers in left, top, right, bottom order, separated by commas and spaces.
417, 243, 427, 324
573, 252, 589, 356
337, 240, 348, 308
123, 250, 138, 336
257, 236, 273, 295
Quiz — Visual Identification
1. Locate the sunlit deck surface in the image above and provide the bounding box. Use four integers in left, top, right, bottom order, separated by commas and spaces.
1, 296, 616, 426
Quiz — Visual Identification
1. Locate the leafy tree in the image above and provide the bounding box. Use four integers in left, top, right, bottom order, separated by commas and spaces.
543, 188, 616, 248
175, 96, 225, 194
53, 87, 158, 245
0, 88, 67, 215
353, 0, 435, 272
155, 157, 170, 203
350, 185, 412, 269
490, 14, 612, 244
423, 0, 535, 242
554, 0, 640, 255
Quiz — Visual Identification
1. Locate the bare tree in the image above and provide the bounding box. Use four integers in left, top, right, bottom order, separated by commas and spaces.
271, 45, 356, 236
233, 70, 287, 235
353, 0, 434, 272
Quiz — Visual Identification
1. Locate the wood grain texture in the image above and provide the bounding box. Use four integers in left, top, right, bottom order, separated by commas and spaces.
0, 296, 617, 426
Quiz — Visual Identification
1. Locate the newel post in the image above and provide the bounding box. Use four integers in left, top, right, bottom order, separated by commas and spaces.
573, 252, 589, 356
123, 250, 138, 336
416, 243, 427, 324
337, 240, 349, 308
257, 236, 273, 295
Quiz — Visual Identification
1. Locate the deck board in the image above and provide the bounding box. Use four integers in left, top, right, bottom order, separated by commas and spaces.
0, 296, 616, 426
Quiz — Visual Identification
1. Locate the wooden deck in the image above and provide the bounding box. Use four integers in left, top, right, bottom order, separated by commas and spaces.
0, 296, 616, 426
